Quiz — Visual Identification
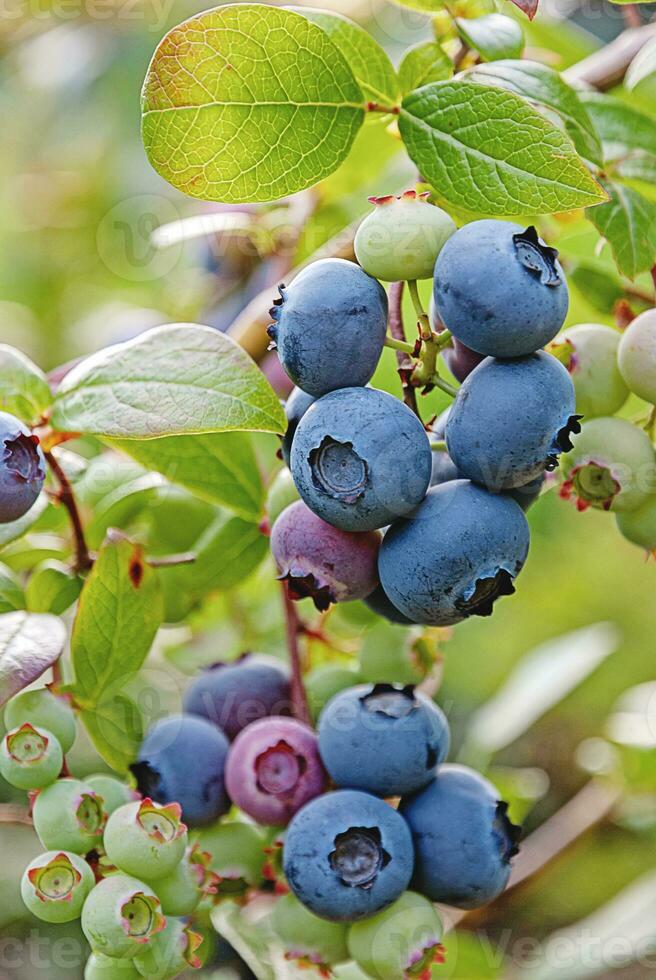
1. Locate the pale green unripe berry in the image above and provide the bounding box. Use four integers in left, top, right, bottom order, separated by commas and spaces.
359, 623, 436, 686
271, 892, 349, 970
86, 774, 135, 816
0, 724, 63, 790
561, 417, 656, 513
618, 309, 656, 404
154, 843, 218, 916
5, 687, 76, 753
21, 850, 95, 923
346, 891, 444, 980
306, 665, 361, 723
616, 494, 656, 552
548, 324, 629, 419
197, 821, 265, 896
85, 953, 142, 979
81, 874, 166, 959
355, 191, 456, 282
266, 468, 299, 526
103, 799, 188, 881
134, 917, 203, 979
33, 778, 107, 854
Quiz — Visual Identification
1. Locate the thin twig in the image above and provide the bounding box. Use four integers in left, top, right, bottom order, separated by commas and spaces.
563, 22, 656, 90
281, 582, 311, 726
388, 281, 421, 419
44, 451, 93, 574
0, 804, 33, 826
146, 552, 197, 568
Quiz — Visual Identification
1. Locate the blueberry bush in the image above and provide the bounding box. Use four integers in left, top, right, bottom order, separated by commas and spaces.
3, 0, 656, 977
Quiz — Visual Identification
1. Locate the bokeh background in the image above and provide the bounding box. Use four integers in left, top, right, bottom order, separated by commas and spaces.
3, 0, 656, 976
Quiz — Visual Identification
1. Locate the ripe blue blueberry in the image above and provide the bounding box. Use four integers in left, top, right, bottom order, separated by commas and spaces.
399, 764, 521, 909
0, 411, 46, 524
433, 221, 569, 357
271, 500, 380, 610
131, 714, 230, 827
183, 653, 291, 741
446, 352, 579, 491
281, 387, 316, 468
291, 387, 432, 532
362, 584, 412, 625
379, 481, 530, 626
283, 789, 414, 922
267, 258, 388, 397
318, 684, 450, 798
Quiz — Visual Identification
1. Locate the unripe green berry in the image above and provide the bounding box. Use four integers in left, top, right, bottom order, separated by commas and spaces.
154, 843, 218, 916
133, 917, 203, 979
266, 468, 299, 526
271, 892, 349, 971
21, 850, 95, 923
103, 799, 188, 881
84, 953, 142, 979
355, 191, 456, 282
86, 774, 135, 816
616, 494, 656, 552
561, 417, 656, 513
0, 724, 63, 790
81, 873, 166, 959
359, 623, 437, 686
548, 324, 629, 419
5, 687, 76, 753
306, 664, 361, 723
346, 891, 444, 980
33, 778, 107, 854
617, 309, 656, 404
197, 821, 265, 897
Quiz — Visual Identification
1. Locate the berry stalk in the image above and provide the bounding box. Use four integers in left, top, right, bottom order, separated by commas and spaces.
44, 451, 92, 574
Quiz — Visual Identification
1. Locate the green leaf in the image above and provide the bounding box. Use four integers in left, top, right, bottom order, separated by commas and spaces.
626, 36, 656, 95
141, 4, 364, 203
586, 179, 656, 279
580, 92, 656, 162
85, 472, 167, 550
398, 42, 453, 95
52, 324, 286, 439
0, 346, 52, 425
293, 8, 398, 107
70, 534, 164, 707
466, 60, 602, 165
79, 693, 143, 775
0, 495, 48, 551
0, 611, 68, 708
109, 431, 264, 522
399, 80, 607, 215
569, 263, 624, 313
0, 564, 25, 614
456, 14, 524, 62
25, 561, 82, 615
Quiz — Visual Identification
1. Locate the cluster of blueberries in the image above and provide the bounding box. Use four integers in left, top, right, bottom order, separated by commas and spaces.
7, 657, 519, 978
268, 197, 581, 626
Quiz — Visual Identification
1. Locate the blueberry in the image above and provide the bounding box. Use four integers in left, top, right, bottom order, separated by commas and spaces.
86, 774, 134, 816
560, 417, 656, 513
85, 952, 142, 979
283, 789, 414, 922
81, 874, 165, 960
318, 684, 449, 798
5, 687, 76, 753
399, 764, 521, 909
434, 221, 569, 357
267, 259, 388, 396
354, 191, 456, 283
443, 337, 486, 382
225, 717, 327, 826
197, 821, 266, 897
347, 890, 444, 979
379, 481, 530, 626
183, 653, 291, 741
291, 387, 432, 532
0, 723, 63, 790
271, 892, 349, 972
154, 843, 217, 916
362, 584, 412, 625
446, 352, 578, 491
549, 324, 629, 418
33, 778, 106, 854
133, 917, 203, 978
0, 411, 46, 524
281, 387, 316, 467
103, 799, 188, 881
131, 714, 230, 827
21, 850, 95, 924
617, 308, 656, 404
271, 501, 380, 610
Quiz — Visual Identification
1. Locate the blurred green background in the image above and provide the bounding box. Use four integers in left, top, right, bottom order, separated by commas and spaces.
3, 0, 656, 977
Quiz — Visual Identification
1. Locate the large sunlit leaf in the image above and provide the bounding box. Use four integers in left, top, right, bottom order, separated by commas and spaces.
52, 324, 286, 439
456, 15, 524, 63
141, 4, 364, 203
0, 611, 68, 708
587, 179, 656, 279
399, 80, 606, 215
466, 60, 602, 165
0, 346, 52, 425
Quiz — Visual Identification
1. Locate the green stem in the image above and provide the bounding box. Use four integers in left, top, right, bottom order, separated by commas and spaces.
430, 440, 448, 452
407, 280, 432, 340
384, 335, 415, 356
434, 328, 453, 351
431, 375, 459, 398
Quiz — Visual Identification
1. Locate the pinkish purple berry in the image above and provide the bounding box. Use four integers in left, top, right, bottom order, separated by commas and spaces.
270, 501, 380, 611
225, 717, 327, 826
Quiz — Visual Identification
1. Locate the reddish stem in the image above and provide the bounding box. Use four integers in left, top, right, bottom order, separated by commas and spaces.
45, 451, 93, 574
389, 281, 421, 419
281, 582, 311, 726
